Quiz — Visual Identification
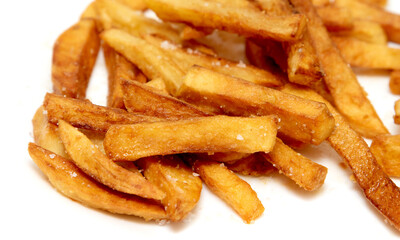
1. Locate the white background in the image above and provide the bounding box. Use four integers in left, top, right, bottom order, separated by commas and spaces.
1, 1, 400, 239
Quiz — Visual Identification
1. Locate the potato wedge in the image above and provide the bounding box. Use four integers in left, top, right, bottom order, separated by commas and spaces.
289, 0, 388, 138
226, 153, 276, 177
104, 115, 277, 161
316, 5, 354, 31
370, 134, 400, 177
52, 19, 100, 99
145, 0, 306, 42
282, 83, 400, 231
330, 20, 387, 45
43, 93, 160, 132
58, 120, 165, 200
193, 159, 264, 223
390, 71, 400, 95
28, 143, 166, 221
177, 66, 335, 145
136, 156, 202, 221
394, 99, 400, 124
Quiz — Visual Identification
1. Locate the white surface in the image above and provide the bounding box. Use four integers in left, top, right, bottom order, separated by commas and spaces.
1, 1, 400, 239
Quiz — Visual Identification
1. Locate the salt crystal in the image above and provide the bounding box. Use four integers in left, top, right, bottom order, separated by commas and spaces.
193, 172, 200, 177
160, 40, 176, 50
42, 110, 48, 115
236, 134, 244, 140
70, 172, 77, 178
49, 154, 55, 159
237, 60, 246, 68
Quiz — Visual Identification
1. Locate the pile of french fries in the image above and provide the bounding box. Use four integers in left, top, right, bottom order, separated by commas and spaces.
28, 0, 400, 230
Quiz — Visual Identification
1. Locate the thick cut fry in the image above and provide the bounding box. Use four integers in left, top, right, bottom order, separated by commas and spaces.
331, 36, 400, 69
103, 43, 146, 108
226, 153, 276, 176
193, 159, 264, 223
282, 83, 400, 231
289, 0, 388, 138
316, 5, 354, 31
81, 1, 98, 19
145, 78, 168, 94
360, 0, 387, 6
122, 79, 209, 119
28, 143, 166, 221
43, 93, 160, 132
370, 134, 400, 177
266, 138, 327, 191
331, 21, 387, 45
177, 66, 335, 145
394, 100, 400, 124
390, 71, 400, 95
58, 120, 165, 200
115, 0, 147, 10
144, 0, 307, 42
104, 115, 277, 161
311, 0, 329, 6
52, 19, 100, 99
136, 156, 202, 221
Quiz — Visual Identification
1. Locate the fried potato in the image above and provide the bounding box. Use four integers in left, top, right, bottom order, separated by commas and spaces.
145, 0, 307, 42
58, 120, 165, 200
43, 93, 161, 132
28, 143, 166, 221
115, 0, 147, 10
311, 0, 329, 6
81, 1, 98, 19
226, 153, 276, 176
360, 0, 387, 6
331, 36, 400, 69
52, 19, 100, 99
136, 156, 202, 221
394, 99, 400, 124
145, 78, 168, 94
316, 5, 354, 31
193, 159, 264, 223
177, 66, 335, 145
104, 115, 277, 161
198, 152, 252, 164
103, 42, 146, 108
282, 83, 400, 231
370, 134, 400, 177
391, 71, 400, 95
330, 20, 387, 45
122, 79, 209, 119
289, 0, 388, 138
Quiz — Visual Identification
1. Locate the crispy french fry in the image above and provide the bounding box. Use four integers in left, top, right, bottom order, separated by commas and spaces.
144, 0, 307, 42
115, 0, 147, 10
311, 0, 329, 6
145, 78, 169, 94
390, 71, 400, 95
370, 134, 400, 177
179, 25, 212, 40
331, 36, 400, 69
316, 5, 354, 31
289, 0, 388, 138
81, 1, 98, 19
104, 115, 277, 161
28, 143, 166, 221
193, 159, 264, 223
360, 0, 387, 6
282, 83, 400, 231
394, 100, 400, 124
330, 21, 387, 45
136, 156, 202, 221
52, 19, 100, 99
197, 152, 252, 164
58, 120, 165, 200
122, 79, 209, 119
226, 153, 276, 176
177, 66, 335, 145
103, 42, 146, 108
43, 93, 161, 132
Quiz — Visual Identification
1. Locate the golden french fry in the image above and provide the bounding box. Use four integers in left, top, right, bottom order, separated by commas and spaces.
316, 5, 354, 31
43, 93, 160, 132
136, 156, 202, 221
104, 115, 277, 161
28, 143, 166, 221
58, 120, 165, 200
390, 71, 400, 95
226, 153, 276, 176
282, 83, 400, 231
394, 100, 400, 124
81, 1, 98, 19
52, 19, 100, 99
370, 134, 400, 177
289, 0, 388, 138
193, 159, 264, 223
115, 0, 147, 10
311, 0, 329, 6
177, 66, 335, 145
330, 20, 387, 45
359, 0, 387, 6
145, 0, 307, 42
145, 78, 169, 94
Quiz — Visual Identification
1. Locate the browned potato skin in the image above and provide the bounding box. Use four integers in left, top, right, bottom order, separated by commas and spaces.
289, 0, 388, 139
104, 115, 278, 161
58, 120, 166, 200
28, 143, 166, 221
282, 83, 400, 231
43, 93, 161, 132
316, 5, 354, 31
136, 156, 202, 221
52, 19, 100, 99
370, 134, 400, 177
390, 71, 400, 95
177, 66, 335, 145
394, 99, 400, 124
193, 159, 264, 223
144, 0, 307, 42
226, 152, 276, 177
331, 21, 387, 45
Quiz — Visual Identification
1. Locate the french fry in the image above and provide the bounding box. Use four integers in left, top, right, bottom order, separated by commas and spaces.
289, 0, 388, 138
136, 156, 202, 221
226, 153, 276, 176
145, 78, 169, 94
370, 134, 400, 177
144, 0, 307, 42
115, 0, 147, 10
103, 42, 146, 108
81, 1, 98, 19
52, 19, 100, 99
177, 66, 335, 145
197, 152, 252, 164
58, 120, 165, 200
282, 83, 400, 231
316, 5, 354, 31
193, 159, 264, 223
331, 36, 400, 69
390, 71, 400, 95
330, 21, 387, 45
394, 99, 400, 124
104, 115, 278, 161
28, 143, 166, 221
43, 93, 161, 132
311, 0, 329, 6
360, 0, 387, 6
